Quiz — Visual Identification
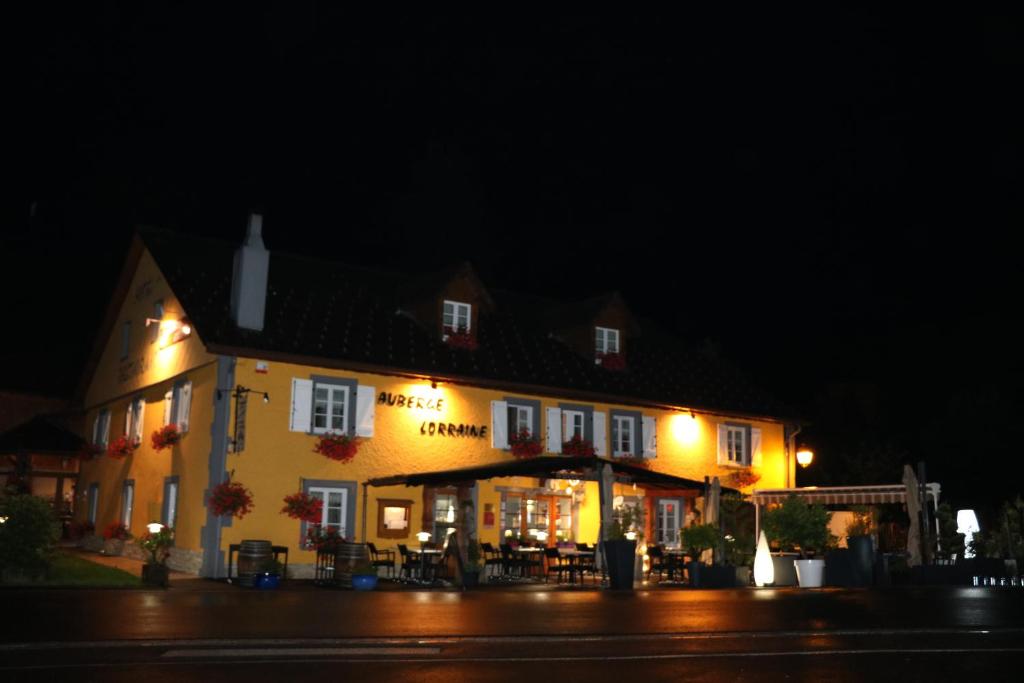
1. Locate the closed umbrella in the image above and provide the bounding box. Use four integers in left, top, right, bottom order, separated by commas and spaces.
705, 477, 721, 564
902, 464, 922, 567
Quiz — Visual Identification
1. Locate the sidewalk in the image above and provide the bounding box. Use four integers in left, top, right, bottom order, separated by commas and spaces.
62, 548, 234, 591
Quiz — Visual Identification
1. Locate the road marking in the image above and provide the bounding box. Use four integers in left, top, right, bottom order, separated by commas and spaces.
162, 646, 441, 659
3, 627, 1024, 651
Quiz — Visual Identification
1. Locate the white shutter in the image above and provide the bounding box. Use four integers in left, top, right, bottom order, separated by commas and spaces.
546, 407, 562, 453
101, 411, 110, 448
717, 424, 729, 465
750, 427, 762, 467
124, 404, 132, 436
178, 381, 192, 432
290, 378, 314, 432
491, 400, 509, 449
642, 416, 657, 459
593, 411, 608, 456
355, 385, 376, 437
134, 400, 145, 443
92, 415, 100, 445
163, 390, 173, 426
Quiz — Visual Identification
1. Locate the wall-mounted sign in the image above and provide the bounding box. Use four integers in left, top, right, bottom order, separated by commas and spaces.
378, 392, 444, 412
419, 421, 488, 439
117, 357, 151, 384
255, 361, 269, 374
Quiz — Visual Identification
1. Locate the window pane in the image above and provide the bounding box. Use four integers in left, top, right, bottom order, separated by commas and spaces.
315, 387, 328, 400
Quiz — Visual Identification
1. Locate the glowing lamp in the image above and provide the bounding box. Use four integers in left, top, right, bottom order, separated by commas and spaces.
536, 531, 549, 543
796, 448, 814, 468
416, 531, 431, 544
504, 529, 513, 538
147, 522, 165, 534
957, 509, 980, 559
673, 411, 700, 444
625, 531, 637, 541
754, 530, 774, 587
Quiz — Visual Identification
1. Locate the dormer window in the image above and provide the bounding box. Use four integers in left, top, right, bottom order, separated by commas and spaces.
443, 300, 472, 338
595, 326, 620, 355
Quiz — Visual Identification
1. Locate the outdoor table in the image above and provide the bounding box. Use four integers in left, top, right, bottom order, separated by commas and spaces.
663, 550, 691, 582
558, 549, 595, 584
513, 547, 544, 579
417, 548, 443, 584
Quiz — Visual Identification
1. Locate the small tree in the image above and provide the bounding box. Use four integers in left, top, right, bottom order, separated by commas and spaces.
679, 524, 720, 564
0, 494, 60, 580
762, 495, 834, 558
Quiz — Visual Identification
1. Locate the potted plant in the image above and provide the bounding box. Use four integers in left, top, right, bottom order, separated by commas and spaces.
461, 541, 484, 588
350, 556, 378, 590
208, 479, 254, 519
845, 506, 876, 586
604, 505, 642, 589
313, 431, 360, 462
762, 495, 833, 588
151, 424, 181, 451
444, 325, 478, 351
679, 523, 721, 587
509, 428, 543, 458
724, 532, 755, 586
721, 492, 756, 586
138, 525, 174, 588
281, 491, 323, 523
101, 522, 132, 556
106, 435, 137, 460
561, 435, 595, 456
255, 559, 284, 589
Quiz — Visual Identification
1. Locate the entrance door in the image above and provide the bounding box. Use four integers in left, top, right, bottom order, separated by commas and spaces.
655, 498, 682, 547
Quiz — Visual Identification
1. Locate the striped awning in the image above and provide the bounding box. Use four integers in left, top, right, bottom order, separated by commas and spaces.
752, 484, 940, 506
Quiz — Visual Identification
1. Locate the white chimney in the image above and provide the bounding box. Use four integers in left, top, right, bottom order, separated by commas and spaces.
230, 213, 270, 331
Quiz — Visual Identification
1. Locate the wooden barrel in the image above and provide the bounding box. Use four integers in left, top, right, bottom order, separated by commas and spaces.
334, 543, 368, 589
237, 540, 273, 587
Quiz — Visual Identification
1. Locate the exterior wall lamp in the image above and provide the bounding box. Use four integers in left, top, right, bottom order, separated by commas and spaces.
796, 448, 814, 468
146, 317, 192, 347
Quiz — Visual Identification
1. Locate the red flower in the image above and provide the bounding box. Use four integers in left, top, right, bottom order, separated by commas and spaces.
313, 432, 360, 463
596, 352, 627, 371
444, 326, 479, 351
509, 428, 543, 458
151, 424, 181, 451
102, 522, 132, 540
281, 491, 323, 524
562, 435, 596, 457
208, 480, 254, 519
726, 469, 762, 489
106, 435, 137, 460
306, 524, 346, 552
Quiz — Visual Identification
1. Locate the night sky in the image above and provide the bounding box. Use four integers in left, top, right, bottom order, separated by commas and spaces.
4, 7, 1023, 512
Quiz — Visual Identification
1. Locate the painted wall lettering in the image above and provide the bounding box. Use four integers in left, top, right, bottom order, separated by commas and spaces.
377, 392, 444, 412
419, 422, 488, 439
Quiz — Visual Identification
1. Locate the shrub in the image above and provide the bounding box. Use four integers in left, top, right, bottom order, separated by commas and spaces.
0, 494, 60, 580
680, 524, 721, 562
845, 506, 876, 538
762, 495, 834, 558
138, 527, 175, 566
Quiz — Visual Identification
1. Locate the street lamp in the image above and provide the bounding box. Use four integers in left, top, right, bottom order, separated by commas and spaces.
796, 448, 814, 468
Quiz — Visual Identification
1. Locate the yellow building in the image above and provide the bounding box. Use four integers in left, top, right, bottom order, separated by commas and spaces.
73, 216, 799, 577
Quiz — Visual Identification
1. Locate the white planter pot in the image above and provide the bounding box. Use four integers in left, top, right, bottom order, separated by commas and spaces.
794, 559, 825, 588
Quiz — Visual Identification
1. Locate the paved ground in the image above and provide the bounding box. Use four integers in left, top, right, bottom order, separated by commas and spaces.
3, 552, 1024, 681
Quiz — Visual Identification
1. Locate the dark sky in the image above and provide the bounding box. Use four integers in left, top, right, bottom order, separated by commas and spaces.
4, 7, 1023, 508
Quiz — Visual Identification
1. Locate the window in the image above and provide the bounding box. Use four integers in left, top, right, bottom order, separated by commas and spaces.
149, 300, 164, 343
92, 409, 111, 449
309, 486, 349, 535
165, 381, 192, 432
433, 493, 458, 543
121, 480, 135, 529
162, 477, 179, 529
127, 397, 145, 445
442, 300, 472, 335
508, 404, 533, 436
726, 424, 748, 465
377, 499, 412, 539
87, 483, 99, 525
313, 384, 349, 434
562, 410, 585, 441
120, 321, 132, 360
501, 492, 572, 543
655, 498, 682, 547
612, 414, 635, 456
595, 326, 620, 354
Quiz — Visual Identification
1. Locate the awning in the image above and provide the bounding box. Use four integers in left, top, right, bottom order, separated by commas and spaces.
365, 455, 729, 493
752, 484, 941, 507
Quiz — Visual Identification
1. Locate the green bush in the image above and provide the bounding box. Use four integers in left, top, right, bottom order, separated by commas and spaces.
762, 495, 834, 558
0, 494, 60, 580
934, 502, 964, 562
679, 524, 720, 561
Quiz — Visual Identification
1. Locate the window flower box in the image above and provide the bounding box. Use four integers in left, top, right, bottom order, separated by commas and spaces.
726, 470, 761, 489
208, 480, 254, 519
509, 428, 543, 459
313, 432, 360, 463
281, 491, 324, 524
151, 424, 181, 451
596, 352, 626, 370
106, 435, 137, 460
562, 435, 596, 457
615, 453, 648, 467
444, 325, 478, 351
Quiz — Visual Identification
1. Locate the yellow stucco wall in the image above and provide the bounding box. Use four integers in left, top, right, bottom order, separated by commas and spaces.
76, 249, 217, 550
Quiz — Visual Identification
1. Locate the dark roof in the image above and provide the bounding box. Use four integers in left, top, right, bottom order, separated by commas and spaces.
141, 228, 793, 420
0, 415, 86, 455
366, 455, 733, 492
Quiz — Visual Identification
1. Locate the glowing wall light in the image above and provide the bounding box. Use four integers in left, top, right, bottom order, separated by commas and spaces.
796, 448, 814, 468
957, 509, 980, 559
753, 530, 774, 587
672, 411, 700, 445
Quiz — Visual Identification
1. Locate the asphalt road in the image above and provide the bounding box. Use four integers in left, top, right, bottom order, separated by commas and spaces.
2, 586, 1024, 681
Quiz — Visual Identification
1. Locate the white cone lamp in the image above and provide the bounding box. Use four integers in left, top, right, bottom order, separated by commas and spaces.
753, 530, 774, 587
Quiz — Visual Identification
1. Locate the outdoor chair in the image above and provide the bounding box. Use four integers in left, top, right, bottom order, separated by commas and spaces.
397, 544, 420, 581
544, 547, 569, 583
647, 544, 667, 582
499, 543, 524, 579
480, 542, 503, 578
366, 542, 396, 578
576, 543, 601, 584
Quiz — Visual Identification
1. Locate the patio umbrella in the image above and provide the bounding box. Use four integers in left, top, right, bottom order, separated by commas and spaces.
704, 477, 721, 564
597, 462, 615, 571
902, 464, 922, 567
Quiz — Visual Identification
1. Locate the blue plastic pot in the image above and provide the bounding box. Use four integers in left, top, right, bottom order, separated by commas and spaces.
255, 572, 280, 589
351, 574, 378, 591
